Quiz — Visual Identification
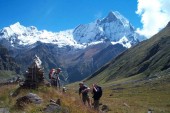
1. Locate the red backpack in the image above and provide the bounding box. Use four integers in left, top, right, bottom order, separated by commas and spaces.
49, 69, 55, 79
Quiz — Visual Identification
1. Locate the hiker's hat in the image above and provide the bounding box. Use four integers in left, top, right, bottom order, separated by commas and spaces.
57, 68, 61, 70
56, 68, 62, 72
79, 82, 84, 85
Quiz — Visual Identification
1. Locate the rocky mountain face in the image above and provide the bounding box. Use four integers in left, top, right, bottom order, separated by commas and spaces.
0, 44, 20, 73
60, 42, 127, 82
0, 11, 146, 82
86, 22, 170, 83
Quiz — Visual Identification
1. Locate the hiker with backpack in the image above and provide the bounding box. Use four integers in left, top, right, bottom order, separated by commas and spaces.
53, 68, 61, 89
49, 69, 55, 86
79, 82, 91, 107
91, 84, 102, 110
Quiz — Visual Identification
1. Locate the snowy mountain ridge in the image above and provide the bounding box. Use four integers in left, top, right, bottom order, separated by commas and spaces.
0, 22, 84, 48
0, 11, 146, 49
73, 11, 146, 47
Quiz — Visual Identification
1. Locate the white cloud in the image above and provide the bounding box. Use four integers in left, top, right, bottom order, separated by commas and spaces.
136, 0, 170, 38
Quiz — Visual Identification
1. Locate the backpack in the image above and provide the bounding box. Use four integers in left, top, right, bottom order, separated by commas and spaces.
93, 86, 103, 100
49, 69, 55, 79
49, 73, 52, 79
98, 86, 102, 98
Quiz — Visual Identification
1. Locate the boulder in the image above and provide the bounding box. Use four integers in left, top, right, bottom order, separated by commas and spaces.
16, 93, 42, 108
50, 99, 61, 105
16, 96, 31, 108
44, 99, 69, 113
26, 93, 43, 104
43, 103, 62, 113
0, 108, 9, 113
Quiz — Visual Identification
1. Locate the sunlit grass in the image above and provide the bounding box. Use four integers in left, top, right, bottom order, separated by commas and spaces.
0, 84, 97, 113
67, 74, 170, 113
99, 76, 170, 113
0, 74, 170, 113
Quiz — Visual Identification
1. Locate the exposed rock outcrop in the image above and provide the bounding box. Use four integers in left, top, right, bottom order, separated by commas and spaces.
20, 55, 45, 88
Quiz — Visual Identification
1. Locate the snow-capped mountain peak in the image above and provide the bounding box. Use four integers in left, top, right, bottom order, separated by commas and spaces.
0, 11, 146, 49
103, 11, 118, 22
9, 22, 25, 34
101, 11, 130, 27
1, 22, 38, 38
73, 11, 146, 47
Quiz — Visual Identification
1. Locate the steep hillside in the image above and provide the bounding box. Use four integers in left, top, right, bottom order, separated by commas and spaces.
0, 45, 20, 72
86, 22, 170, 83
15, 42, 60, 73
0, 45, 20, 81
61, 42, 126, 82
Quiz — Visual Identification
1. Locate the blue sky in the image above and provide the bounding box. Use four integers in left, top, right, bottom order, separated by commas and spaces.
0, 0, 170, 38
0, 0, 141, 31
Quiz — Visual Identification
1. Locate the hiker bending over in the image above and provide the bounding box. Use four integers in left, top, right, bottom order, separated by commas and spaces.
54, 68, 61, 89
92, 84, 102, 110
79, 82, 91, 106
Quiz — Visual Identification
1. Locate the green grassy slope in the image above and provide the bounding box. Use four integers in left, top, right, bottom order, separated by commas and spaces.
86, 22, 170, 84
66, 72, 170, 113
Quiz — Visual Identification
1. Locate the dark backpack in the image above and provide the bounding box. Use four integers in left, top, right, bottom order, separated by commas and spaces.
49, 73, 52, 79
93, 86, 102, 100
98, 86, 102, 98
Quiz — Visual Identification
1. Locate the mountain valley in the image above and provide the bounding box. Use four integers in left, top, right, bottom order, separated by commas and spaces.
0, 11, 145, 82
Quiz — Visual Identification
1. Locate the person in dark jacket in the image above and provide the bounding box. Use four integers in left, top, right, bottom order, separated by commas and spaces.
79, 82, 91, 106
49, 69, 55, 86
54, 68, 61, 89
92, 84, 102, 110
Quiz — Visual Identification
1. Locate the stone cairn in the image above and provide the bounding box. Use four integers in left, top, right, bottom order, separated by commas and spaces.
20, 55, 44, 88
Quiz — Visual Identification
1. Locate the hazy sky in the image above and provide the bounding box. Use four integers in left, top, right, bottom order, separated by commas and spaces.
0, 0, 170, 38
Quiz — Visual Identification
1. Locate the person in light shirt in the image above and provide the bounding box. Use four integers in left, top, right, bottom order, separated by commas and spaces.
79, 82, 91, 107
